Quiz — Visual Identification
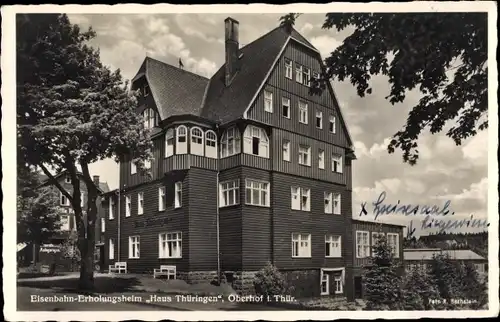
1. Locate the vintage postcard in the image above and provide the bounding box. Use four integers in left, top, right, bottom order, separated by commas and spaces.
2, 2, 498, 320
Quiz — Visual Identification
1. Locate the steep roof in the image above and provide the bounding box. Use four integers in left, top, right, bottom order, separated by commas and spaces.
404, 248, 486, 261
37, 170, 109, 193
134, 57, 210, 120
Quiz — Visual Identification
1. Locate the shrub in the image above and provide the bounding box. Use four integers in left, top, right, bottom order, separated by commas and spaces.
253, 262, 290, 300
402, 267, 443, 310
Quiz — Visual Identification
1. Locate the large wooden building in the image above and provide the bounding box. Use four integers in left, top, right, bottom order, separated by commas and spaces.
103, 17, 359, 299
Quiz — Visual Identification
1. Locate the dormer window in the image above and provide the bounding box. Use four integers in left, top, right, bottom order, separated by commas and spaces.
221, 127, 241, 158
176, 126, 188, 154
143, 84, 150, 97
142, 108, 157, 129
243, 125, 269, 158
190, 127, 204, 156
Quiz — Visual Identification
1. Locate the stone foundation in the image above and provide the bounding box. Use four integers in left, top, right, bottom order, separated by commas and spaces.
176, 271, 218, 284
228, 271, 258, 295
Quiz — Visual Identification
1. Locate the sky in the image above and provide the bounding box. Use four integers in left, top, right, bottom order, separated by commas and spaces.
68, 13, 489, 237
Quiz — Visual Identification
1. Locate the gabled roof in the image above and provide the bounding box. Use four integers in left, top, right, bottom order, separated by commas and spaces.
37, 170, 110, 193
133, 57, 209, 120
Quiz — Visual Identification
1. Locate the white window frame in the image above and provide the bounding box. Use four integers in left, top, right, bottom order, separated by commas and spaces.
291, 233, 311, 258
284, 58, 293, 79
318, 149, 325, 169
245, 179, 270, 207
64, 175, 71, 184
334, 274, 343, 294
142, 108, 156, 129
101, 217, 105, 233
158, 187, 166, 211
125, 195, 131, 217
264, 90, 273, 113
129, 236, 140, 259
321, 273, 329, 296
80, 191, 85, 208
176, 125, 188, 154
109, 238, 115, 260
60, 214, 70, 231
299, 101, 308, 124
325, 235, 342, 258
138, 192, 144, 215
174, 182, 182, 208
332, 154, 343, 174
356, 231, 370, 258
329, 115, 336, 134
387, 233, 400, 258
303, 67, 311, 86
131, 161, 137, 174
221, 127, 241, 158
109, 197, 114, 220
205, 130, 217, 159
324, 192, 333, 214
333, 193, 341, 215
165, 129, 174, 158
219, 179, 240, 207
144, 159, 151, 170
291, 187, 310, 211
190, 127, 204, 156
282, 140, 290, 162
295, 63, 303, 84
243, 125, 269, 158
316, 111, 323, 129
60, 192, 70, 206
282, 97, 290, 119
298, 145, 311, 166
159, 232, 182, 259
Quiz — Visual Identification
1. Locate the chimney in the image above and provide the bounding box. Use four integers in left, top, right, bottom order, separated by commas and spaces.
224, 17, 239, 86
93, 175, 100, 186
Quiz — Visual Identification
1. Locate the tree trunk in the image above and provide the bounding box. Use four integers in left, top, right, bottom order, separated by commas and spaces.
77, 184, 98, 290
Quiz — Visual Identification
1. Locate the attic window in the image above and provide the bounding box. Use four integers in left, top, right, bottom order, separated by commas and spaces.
143, 84, 150, 97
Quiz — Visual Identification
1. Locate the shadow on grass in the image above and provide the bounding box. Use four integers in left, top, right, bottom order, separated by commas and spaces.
17, 276, 144, 294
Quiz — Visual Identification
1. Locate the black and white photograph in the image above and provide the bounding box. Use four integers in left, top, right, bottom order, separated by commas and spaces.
2, 2, 498, 320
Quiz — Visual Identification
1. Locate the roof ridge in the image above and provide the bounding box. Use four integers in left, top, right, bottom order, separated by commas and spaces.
146, 56, 210, 81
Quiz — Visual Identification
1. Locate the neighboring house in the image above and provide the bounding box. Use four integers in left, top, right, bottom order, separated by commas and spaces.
351, 219, 405, 299
103, 17, 358, 299
404, 248, 488, 280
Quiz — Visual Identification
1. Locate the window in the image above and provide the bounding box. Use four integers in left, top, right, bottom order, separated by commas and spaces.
387, 233, 400, 258
372, 232, 385, 246
245, 179, 270, 207
221, 127, 241, 158
109, 197, 114, 220
138, 192, 144, 215
158, 187, 166, 211
131, 161, 137, 174
298, 145, 311, 166
125, 195, 131, 217
295, 63, 303, 84
285, 58, 293, 79
329, 115, 336, 133
334, 273, 343, 294
316, 111, 323, 129
299, 101, 308, 124
318, 149, 325, 169
312, 71, 320, 81
101, 218, 105, 233
165, 129, 174, 157
292, 233, 311, 258
325, 235, 342, 257
59, 192, 69, 206
80, 192, 85, 207
324, 192, 332, 213
321, 274, 329, 295
219, 180, 240, 207
333, 193, 341, 215
190, 127, 204, 156
282, 97, 290, 118
205, 130, 217, 158
159, 232, 182, 258
291, 187, 310, 211
264, 90, 273, 113
243, 125, 269, 158
65, 175, 71, 183
332, 154, 343, 173
303, 67, 311, 86
282, 140, 290, 162
109, 239, 115, 260
144, 159, 151, 170
356, 231, 370, 258
474, 263, 485, 273
60, 215, 70, 231
175, 182, 182, 208
176, 126, 188, 154
129, 236, 140, 259
142, 108, 156, 129
143, 84, 150, 97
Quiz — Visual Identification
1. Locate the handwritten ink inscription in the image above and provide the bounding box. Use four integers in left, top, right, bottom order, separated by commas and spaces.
134, 217, 171, 228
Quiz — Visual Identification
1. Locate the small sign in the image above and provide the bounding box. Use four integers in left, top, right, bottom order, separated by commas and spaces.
40, 244, 62, 254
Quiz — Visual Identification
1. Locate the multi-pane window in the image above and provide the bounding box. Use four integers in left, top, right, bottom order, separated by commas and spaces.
159, 232, 182, 258
125, 195, 131, 217
109, 238, 115, 260
318, 149, 325, 169
332, 154, 343, 173
299, 101, 308, 124
129, 236, 140, 259
329, 115, 336, 133
321, 274, 329, 295
333, 193, 341, 215
291, 187, 310, 211
243, 125, 269, 158
165, 129, 174, 157
285, 58, 293, 79
60, 214, 70, 231
245, 179, 270, 207
101, 217, 106, 233
221, 127, 241, 158
176, 126, 188, 154
174, 182, 182, 208
292, 233, 311, 258
264, 90, 273, 113
316, 111, 323, 129
295, 63, 303, 84
205, 130, 217, 159
372, 232, 385, 247
334, 274, 343, 294
109, 197, 115, 219
138, 192, 144, 215
142, 108, 157, 129
298, 145, 311, 166
190, 127, 204, 156
324, 192, 333, 214
158, 187, 166, 211
219, 180, 240, 207
131, 161, 137, 174
325, 235, 342, 258
60, 192, 70, 206
282, 140, 290, 162
303, 67, 311, 86
387, 233, 400, 258
356, 231, 370, 258
282, 97, 291, 118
